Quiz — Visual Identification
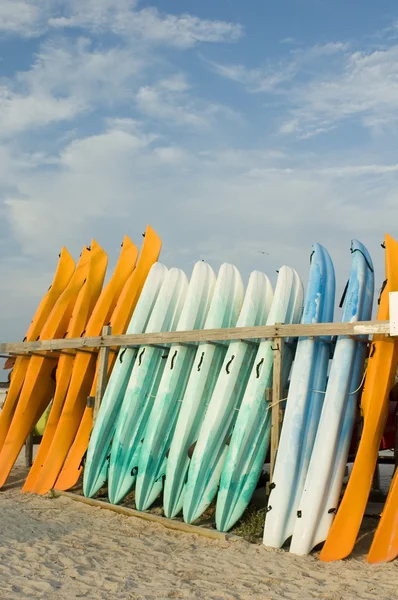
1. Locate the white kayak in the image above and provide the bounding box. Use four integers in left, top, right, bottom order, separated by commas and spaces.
156, 263, 244, 518
290, 240, 374, 555
263, 244, 335, 548
169, 270, 273, 521
83, 263, 168, 498
213, 267, 304, 532
107, 267, 188, 504
133, 261, 217, 510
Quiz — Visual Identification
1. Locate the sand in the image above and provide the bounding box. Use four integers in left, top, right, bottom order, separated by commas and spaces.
0, 460, 397, 600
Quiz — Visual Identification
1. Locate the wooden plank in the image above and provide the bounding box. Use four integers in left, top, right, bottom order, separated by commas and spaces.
0, 320, 389, 354
270, 337, 283, 480
55, 491, 242, 542
92, 325, 111, 424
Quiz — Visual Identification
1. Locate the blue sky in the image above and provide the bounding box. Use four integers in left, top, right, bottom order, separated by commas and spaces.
1, 0, 398, 350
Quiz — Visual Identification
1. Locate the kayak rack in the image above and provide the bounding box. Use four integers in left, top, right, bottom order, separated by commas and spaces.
1, 318, 394, 473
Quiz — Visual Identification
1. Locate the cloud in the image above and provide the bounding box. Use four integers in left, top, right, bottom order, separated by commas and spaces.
0, 254, 60, 343
2, 117, 396, 278
49, 2, 243, 48
136, 74, 239, 128
0, 87, 84, 138
22, 38, 144, 102
279, 37, 295, 45
206, 41, 347, 93
0, 30, 239, 139
3, 120, 160, 255
0, 37, 147, 138
280, 44, 398, 136
0, 112, 395, 348
1, 0, 243, 49
0, 0, 43, 36
48, 0, 140, 32
206, 60, 297, 93
1, 3, 397, 354
206, 36, 398, 139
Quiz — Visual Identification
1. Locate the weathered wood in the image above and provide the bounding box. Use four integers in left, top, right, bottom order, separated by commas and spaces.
92, 325, 111, 424
1, 348, 97, 359
25, 434, 42, 467
0, 320, 389, 354
55, 491, 242, 542
25, 432, 34, 467
270, 338, 283, 480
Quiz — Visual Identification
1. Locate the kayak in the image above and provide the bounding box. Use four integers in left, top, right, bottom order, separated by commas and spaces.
23, 240, 108, 491
321, 234, 398, 562
213, 267, 304, 532
165, 270, 272, 520
263, 243, 335, 548
0, 247, 75, 451
53, 225, 162, 493
290, 240, 374, 555
27, 236, 139, 494
82, 262, 168, 499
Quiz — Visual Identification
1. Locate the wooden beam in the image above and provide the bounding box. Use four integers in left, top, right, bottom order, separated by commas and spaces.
0, 320, 389, 354
270, 338, 283, 480
93, 325, 111, 424
54, 491, 242, 542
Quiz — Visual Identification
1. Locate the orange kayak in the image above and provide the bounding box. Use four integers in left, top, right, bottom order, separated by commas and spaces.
321, 233, 398, 562
0, 248, 75, 451
368, 470, 398, 563
29, 235, 139, 494
22, 241, 108, 492
0, 247, 92, 487
54, 225, 162, 492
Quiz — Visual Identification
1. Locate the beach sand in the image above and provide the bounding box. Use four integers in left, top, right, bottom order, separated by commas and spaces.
0, 458, 397, 600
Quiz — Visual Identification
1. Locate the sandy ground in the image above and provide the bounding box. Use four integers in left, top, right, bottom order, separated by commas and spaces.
0, 459, 397, 600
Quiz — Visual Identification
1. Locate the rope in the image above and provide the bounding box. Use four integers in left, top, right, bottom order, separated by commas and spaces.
311, 368, 367, 396
266, 397, 288, 409
348, 367, 367, 396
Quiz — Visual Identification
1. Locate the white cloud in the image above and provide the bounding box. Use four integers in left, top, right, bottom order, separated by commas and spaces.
0, 0, 42, 36
117, 7, 243, 48
293, 41, 349, 59
49, 2, 243, 48
0, 87, 84, 137
1, 113, 396, 347
0, 30, 239, 138
0, 254, 61, 342
22, 38, 144, 101
1, 0, 243, 50
279, 37, 295, 45
206, 41, 347, 93
2, 119, 397, 282
2, 6, 398, 351
206, 58, 297, 93
319, 164, 398, 176
0, 37, 146, 138
48, 0, 139, 32
135, 74, 238, 128
279, 44, 398, 136
206, 37, 398, 138
153, 146, 186, 164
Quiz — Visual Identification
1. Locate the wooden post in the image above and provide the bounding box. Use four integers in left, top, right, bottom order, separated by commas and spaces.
372, 462, 381, 492
270, 337, 283, 481
92, 325, 111, 424
25, 431, 34, 467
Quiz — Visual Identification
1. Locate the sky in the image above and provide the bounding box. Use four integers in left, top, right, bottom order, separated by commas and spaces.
1, 0, 398, 353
